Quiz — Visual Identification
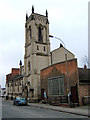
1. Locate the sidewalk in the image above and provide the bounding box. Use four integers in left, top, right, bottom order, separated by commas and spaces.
28, 102, 89, 117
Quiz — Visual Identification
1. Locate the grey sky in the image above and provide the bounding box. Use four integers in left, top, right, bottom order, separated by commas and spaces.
0, 0, 88, 87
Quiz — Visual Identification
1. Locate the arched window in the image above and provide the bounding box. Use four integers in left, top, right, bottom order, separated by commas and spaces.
38, 26, 42, 42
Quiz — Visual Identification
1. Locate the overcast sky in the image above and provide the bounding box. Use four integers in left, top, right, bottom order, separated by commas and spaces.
0, 0, 89, 87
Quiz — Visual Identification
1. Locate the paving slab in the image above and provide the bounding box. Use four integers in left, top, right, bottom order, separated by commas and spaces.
28, 103, 89, 117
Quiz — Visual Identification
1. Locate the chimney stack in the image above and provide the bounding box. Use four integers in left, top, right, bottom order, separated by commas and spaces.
84, 64, 87, 69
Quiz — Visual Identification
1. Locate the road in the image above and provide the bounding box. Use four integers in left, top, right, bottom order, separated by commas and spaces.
1, 99, 89, 119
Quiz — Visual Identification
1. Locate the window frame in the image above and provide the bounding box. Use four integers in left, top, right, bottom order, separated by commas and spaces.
38, 26, 42, 42
48, 76, 64, 96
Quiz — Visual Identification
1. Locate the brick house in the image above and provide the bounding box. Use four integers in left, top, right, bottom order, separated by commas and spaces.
6, 68, 24, 100
78, 66, 90, 105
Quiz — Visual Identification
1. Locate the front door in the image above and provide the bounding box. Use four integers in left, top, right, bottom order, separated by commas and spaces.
71, 84, 79, 103
41, 89, 44, 100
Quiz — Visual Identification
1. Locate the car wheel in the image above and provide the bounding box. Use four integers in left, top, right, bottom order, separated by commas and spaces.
25, 103, 27, 106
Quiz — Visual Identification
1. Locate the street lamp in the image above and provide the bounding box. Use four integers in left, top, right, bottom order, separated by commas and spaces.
49, 35, 71, 105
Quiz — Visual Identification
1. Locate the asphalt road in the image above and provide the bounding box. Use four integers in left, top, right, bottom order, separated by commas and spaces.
2, 99, 89, 119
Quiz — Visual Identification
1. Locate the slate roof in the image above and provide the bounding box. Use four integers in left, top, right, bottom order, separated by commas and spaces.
78, 68, 90, 84
6, 74, 23, 83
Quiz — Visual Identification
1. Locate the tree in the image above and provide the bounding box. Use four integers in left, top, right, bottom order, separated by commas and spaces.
81, 55, 90, 68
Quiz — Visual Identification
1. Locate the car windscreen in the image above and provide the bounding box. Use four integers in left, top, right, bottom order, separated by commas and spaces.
20, 98, 26, 100
16, 97, 20, 100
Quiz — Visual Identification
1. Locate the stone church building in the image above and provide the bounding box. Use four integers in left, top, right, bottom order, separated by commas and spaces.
22, 6, 75, 102
7, 6, 88, 105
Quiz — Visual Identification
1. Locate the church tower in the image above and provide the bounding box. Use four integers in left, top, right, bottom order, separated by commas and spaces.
24, 6, 51, 101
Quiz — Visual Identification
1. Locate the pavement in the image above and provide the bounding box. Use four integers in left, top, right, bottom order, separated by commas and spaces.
28, 102, 90, 117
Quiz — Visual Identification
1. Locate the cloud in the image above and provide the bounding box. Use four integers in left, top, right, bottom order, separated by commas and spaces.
0, 1, 24, 22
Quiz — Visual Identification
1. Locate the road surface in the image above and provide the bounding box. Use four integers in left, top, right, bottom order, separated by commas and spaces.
1, 99, 89, 119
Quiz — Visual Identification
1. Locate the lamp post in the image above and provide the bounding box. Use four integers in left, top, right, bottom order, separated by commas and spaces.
49, 35, 71, 105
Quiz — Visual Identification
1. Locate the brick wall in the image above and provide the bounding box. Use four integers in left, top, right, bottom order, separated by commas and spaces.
6, 68, 20, 83
41, 59, 79, 104
79, 84, 90, 105
12, 68, 20, 75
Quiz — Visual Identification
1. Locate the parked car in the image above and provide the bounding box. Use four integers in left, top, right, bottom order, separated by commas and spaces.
13, 97, 27, 106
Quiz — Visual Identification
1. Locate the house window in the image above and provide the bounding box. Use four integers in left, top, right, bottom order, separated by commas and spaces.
48, 76, 64, 96
38, 26, 42, 42
10, 86, 11, 92
19, 82, 21, 86
30, 89, 34, 97
13, 87, 15, 92
18, 86, 19, 92
44, 46, 45, 51
22, 81, 23, 86
37, 45, 39, 50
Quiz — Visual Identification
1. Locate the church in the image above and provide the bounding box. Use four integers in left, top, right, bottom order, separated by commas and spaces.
23, 6, 76, 102
6, 6, 90, 106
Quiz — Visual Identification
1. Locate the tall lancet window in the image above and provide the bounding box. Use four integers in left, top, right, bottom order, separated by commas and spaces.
28, 61, 31, 71
29, 26, 32, 38
38, 26, 42, 42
